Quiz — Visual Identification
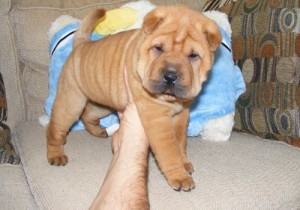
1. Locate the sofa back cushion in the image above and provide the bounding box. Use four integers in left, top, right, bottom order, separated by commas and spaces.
215, 0, 300, 147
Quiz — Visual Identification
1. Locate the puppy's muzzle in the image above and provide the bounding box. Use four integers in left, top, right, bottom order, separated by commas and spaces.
146, 64, 189, 100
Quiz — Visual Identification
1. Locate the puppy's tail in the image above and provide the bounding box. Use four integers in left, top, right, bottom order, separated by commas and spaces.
73, 9, 106, 48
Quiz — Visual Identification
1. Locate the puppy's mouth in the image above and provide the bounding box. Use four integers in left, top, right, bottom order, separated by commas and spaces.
146, 80, 188, 101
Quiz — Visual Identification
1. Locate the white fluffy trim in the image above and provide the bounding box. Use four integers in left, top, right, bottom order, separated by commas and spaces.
38, 115, 50, 127
203, 10, 232, 38
48, 15, 81, 42
200, 112, 235, 142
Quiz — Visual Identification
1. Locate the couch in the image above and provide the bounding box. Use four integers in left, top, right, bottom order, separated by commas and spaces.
1, 0, 300, 209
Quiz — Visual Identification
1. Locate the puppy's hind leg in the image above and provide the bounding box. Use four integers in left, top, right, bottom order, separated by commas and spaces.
81, 101, 113, 138
47, 86, 87, 166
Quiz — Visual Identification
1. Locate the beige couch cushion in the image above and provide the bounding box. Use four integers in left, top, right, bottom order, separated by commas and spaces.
0, 165, 38, 209
15, 122, 300, 209
0, 0, 24, 129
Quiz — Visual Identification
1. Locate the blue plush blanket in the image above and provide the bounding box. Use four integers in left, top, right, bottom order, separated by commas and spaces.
45, 22, 245, 136
187, 27, 245, 136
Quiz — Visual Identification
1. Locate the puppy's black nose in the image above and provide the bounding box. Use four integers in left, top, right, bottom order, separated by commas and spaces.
163, 71, 178, 84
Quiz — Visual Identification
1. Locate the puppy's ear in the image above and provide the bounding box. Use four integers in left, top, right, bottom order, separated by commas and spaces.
142, 8, 165, 34
202, 20, 222, 52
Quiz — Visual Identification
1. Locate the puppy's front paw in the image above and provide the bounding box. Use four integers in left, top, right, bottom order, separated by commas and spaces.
48, 155, 68, 166
167, 172, 195, 191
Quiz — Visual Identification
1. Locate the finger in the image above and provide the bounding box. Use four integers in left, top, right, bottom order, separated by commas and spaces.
123, 66, 134, 103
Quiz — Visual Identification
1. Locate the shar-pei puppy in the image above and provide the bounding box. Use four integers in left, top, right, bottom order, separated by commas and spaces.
47, 6, 221, 191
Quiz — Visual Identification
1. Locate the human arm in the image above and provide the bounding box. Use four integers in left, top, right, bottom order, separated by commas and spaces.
89, 67, 150, 210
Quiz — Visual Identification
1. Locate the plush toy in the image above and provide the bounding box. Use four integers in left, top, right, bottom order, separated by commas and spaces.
187, 10, 245, 141
93, 7, 137, 35
39, 0, 245, 141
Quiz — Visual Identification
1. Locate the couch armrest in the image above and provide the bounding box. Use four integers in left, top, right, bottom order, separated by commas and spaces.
0, 0, 25, 130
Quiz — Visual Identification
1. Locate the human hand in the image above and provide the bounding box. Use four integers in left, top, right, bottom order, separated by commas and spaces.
112, 66, 148, 153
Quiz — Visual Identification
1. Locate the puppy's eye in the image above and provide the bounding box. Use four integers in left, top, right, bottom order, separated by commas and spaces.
153, 45, 163, 54
188, 52, 199, 61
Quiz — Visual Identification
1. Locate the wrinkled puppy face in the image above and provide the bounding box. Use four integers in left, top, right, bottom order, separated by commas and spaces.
137, 6, 222, 102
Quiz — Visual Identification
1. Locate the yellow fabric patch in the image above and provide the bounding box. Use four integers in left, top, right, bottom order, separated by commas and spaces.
93, 8, 137, 35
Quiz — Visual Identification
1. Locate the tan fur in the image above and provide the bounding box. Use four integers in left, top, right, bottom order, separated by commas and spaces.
47, 6, 221, 191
